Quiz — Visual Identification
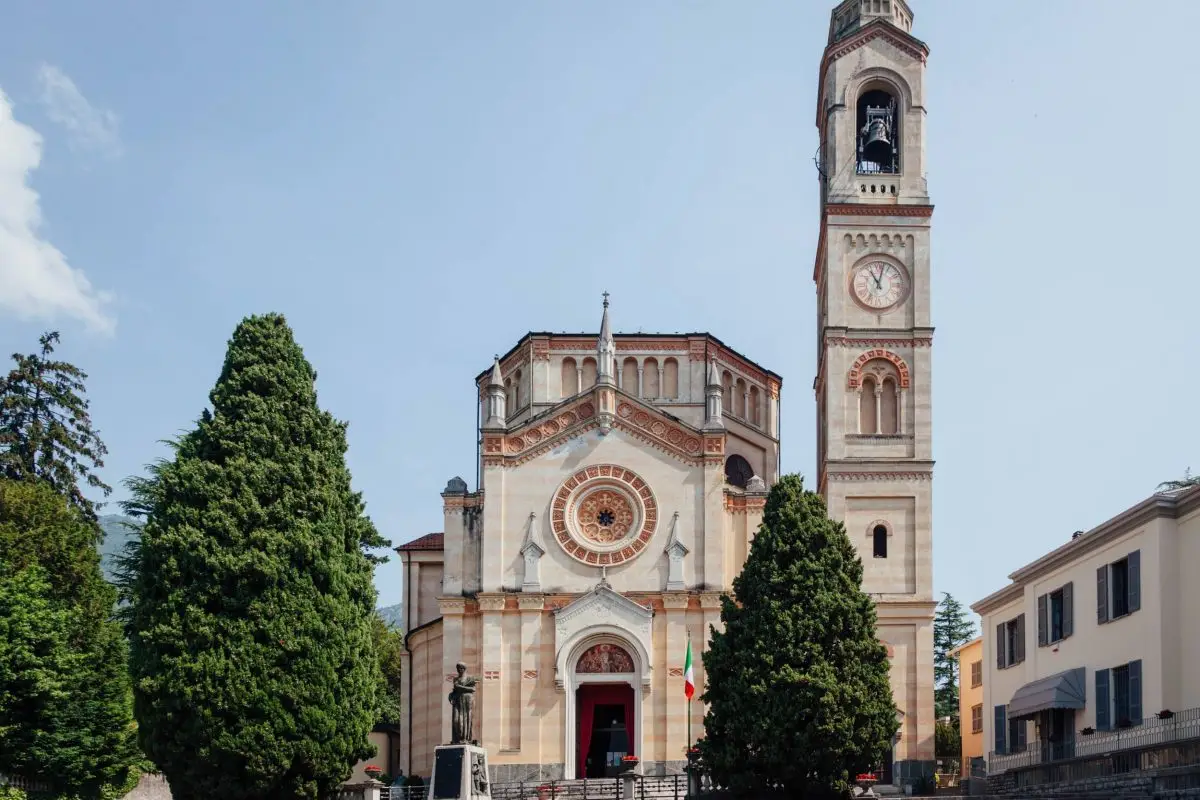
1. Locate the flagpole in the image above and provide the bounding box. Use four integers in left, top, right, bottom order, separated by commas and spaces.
686, 630, 692, 751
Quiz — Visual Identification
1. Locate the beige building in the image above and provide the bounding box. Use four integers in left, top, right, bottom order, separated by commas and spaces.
972, 485, 1200, 773
813, 0, 936, 781
954, 637, 984, 777
397, 308, 782, 784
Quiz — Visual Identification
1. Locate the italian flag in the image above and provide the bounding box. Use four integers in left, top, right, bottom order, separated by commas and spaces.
683, 638, 695, 700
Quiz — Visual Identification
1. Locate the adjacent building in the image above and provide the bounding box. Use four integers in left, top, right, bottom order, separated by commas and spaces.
971, 485, 1200, 773
954, 637, 984, 777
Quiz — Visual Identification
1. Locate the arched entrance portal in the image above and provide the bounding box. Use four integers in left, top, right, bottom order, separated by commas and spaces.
564, 637, 644, 779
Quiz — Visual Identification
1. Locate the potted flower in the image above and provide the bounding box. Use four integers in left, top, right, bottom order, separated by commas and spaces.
364, 765, 383, 782
855, 772, 878, 797
621, 754, 640, 774
1080, 727, 1095, 736
1157, 709, 1175, 720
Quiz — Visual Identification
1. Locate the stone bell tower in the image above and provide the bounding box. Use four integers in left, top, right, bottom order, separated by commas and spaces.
813, 0, 936, 784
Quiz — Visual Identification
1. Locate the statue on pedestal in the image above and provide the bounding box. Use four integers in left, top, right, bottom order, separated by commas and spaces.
449, 662, 478, 745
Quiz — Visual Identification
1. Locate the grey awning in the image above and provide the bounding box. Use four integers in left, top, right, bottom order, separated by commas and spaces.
1007, 668, 1087, 720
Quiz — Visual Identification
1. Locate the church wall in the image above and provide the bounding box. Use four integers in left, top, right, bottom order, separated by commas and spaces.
408, 622, 444, 780
418, 566, 444, 621
483, 428, 707, 595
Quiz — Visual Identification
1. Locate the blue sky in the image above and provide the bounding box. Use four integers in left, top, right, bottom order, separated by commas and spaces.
3, 2, 1197, 624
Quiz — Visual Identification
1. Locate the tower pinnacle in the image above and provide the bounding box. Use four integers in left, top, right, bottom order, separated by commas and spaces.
596, 292, 616, 384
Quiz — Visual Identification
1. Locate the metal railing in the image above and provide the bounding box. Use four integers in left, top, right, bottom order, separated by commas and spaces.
489, 774, 698, 800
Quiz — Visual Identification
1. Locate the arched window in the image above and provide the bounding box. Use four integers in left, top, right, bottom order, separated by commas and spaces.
749, 386, 761, 426
663, 358, 679, 399
504, 377, 514, 412
857, 86, 899, 175
860, 376, 878, 434
643, 358, 659, 399
734, 378, 747, 419
622, 358, 638, 394
722, 371, 733, 412
561, 357, 578, 398
581, 358, 597, 389
873, 525, 889, 558
724, 454, 754, 489
880, 377, 898, 434
514, 369, 523, 410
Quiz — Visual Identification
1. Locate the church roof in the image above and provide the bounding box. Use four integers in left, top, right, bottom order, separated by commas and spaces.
395, 532, 444, 552
475, 331, 781, 386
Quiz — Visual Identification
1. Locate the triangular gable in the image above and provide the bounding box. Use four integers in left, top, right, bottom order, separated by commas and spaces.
487, 389, 705, 466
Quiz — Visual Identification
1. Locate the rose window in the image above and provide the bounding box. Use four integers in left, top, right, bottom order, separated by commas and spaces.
550, 464, 659, 566
578, 489, 635, 543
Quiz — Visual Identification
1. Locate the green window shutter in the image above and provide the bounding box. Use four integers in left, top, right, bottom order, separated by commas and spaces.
994, 705, 1007, 755
1095, 668, 1111, 730
1097, 565, 1109, 624
1127, 550, 1141, 613
1037, 594, 1048, 647
1062, 582, 1074, 638
1128, 659, 1143, 724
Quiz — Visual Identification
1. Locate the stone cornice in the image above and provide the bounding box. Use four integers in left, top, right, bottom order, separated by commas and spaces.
826, 470, 932, 482
973, 485, 1200, 615
826, 203, 934, 217
517, 595, 545, 612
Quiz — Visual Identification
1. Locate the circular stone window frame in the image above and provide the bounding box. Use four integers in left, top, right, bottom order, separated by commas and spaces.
550, 464, 659, 566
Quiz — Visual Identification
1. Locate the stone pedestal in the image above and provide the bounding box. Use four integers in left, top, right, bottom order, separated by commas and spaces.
430, 744, 490, 800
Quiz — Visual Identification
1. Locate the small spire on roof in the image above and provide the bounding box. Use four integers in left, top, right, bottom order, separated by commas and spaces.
489, 354, 503, 387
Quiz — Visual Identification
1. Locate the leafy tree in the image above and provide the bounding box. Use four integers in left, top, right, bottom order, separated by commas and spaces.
121, 314, 390, 800
698, 474, 897, 799
935, 719, 960, 758
0, 332, 110, 523
934, 593, 976, 721
373, 615, 404, 726
0, 479, 141, 799
1158, 467, 1199, 492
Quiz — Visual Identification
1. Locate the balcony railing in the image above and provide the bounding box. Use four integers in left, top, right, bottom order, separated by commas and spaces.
988, 706, 1200, 774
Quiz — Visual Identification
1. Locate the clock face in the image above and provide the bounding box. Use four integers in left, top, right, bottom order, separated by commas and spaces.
852, 261, 909, 311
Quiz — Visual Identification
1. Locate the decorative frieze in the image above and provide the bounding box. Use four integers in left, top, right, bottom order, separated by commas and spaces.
847, 349, 911, 389
826, 471, 932, 482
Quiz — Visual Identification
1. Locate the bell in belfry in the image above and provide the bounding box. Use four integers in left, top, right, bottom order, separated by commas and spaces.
861, 104, 893, 164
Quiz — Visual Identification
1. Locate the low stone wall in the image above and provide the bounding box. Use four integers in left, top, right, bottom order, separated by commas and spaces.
123, 774, 172, 800
982, 762, 1200, 798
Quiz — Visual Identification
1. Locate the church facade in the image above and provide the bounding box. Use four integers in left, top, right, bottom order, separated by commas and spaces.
397, 304, 781, 783
397, 0, 936, 786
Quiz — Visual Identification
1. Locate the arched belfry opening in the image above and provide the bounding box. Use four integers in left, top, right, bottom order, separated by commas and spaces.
857, 88, 899, 174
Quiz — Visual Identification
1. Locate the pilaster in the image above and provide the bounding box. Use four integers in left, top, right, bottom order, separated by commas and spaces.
698, 593, 723, 728
439, 597, 467, 745
663, 593, 689, 758
701, 434, 726, 587
478, 595, 505, 751
518, 595, 544, 763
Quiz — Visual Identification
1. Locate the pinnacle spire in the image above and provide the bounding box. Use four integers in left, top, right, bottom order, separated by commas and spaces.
489, 354, 503, 387
596, 292, 616, 384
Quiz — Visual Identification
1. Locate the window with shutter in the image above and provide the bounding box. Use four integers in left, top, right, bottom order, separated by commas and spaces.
1062, 582, 1074, 638
1128, 659, 1142, 725
1111, 557, 1130, 617
994, 705, 1007, 755
1095, 668, 1111, 730
1127, 550, 1141, 613
1014, 614, 1026, 664
1037, 594, 1048, 647
970, 660, 982, 688
996, 623, 1006, 669
972, 704, 983, 734
1097, 564, 1109, 624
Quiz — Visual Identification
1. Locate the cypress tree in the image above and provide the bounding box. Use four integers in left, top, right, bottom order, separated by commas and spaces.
122, 314, 388, 800
933, 593, 976, 721
698, 474, 897, 799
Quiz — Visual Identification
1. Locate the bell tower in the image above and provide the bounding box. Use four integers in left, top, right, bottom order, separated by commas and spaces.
814, 0, 936, 784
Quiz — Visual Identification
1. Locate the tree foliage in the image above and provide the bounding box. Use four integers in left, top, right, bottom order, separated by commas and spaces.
0, 332, 110, 523
934, 593, 976, 722
373, 615, 404, 726
0, 479, 141, 799
698, 474, 898, 799
120, 314, 389, 800
935, 719, 961, 758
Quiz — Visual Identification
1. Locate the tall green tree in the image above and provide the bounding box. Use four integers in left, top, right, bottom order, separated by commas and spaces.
698, 474, 897, 799
0, 479, 141, 799
373, 615, 404, 726
933, 593, 976, 721
121, 314, 389, 800
0, 332, 110, 524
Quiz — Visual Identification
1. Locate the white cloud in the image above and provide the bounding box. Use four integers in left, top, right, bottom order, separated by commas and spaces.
0, 87, 115, 334
35, 64, 121, 159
